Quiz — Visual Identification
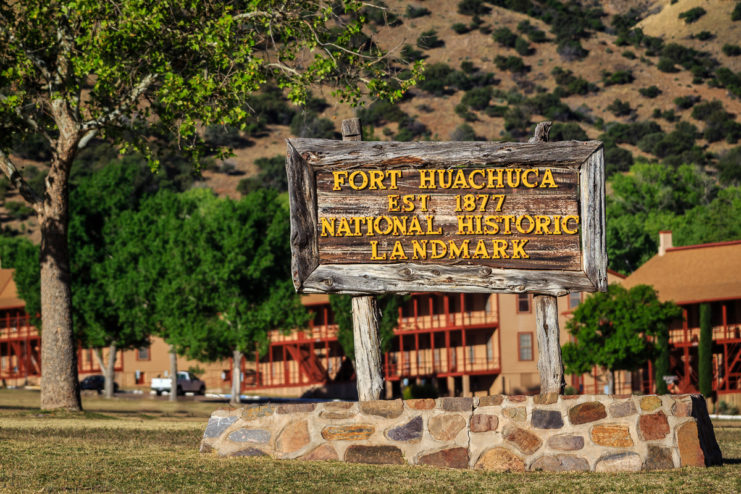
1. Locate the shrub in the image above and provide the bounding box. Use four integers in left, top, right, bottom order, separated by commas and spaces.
551, 67, 595, 96
484, 105, 508, 117
523, 92, 577, 121
356, 100, 407, 126
503, 107, 531, 138
734, 3, 741, 21
400, 44, 426, 62
416, 63, 453, 95
451, 23, 471, 34
289, 112, 337, 139
694, 31, 714, 41
361, 1, 402, 26
5, 201, 34, 220
602, 70, 634, 85
622, 50, 636, 60
492, 27, 517, 47
604, 145, 633, 175
237, 155, 288, 195
395, 117, 429, 141
204, 125, 250, 151
691, 100, 725, 120
661, 109, 678, 122
494, 55, 529, 73
454, 103, 477, 121
517, 20, 547, 42
461, 87, 492, 111
406, 5, 430, 18
557, 39, 588, 61
550, 122, 588, 141
714, 67, 741, 97
718, 147, 741, 183
679, 7, 706, 24
417, 30, 444, 50
611, 8, 642, 34
674, 95, 700, 110
657, 58, 679, 73
723, 44, 741, 56
457, 0, 491, 16
450, 124, 479, 141
639, 86, 662, 98
601, 121, 662, 145
607, 99, 632, 117
515, 37, 534, 56
460, 61, 476, 74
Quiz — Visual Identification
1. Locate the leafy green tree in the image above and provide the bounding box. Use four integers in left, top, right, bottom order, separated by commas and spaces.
698, 303, 713, 398
0, 236, 40, 324
563, 284, 682, 394
103, 188, 308, 404
654, 324, 670, 394
0, 0, 418, 410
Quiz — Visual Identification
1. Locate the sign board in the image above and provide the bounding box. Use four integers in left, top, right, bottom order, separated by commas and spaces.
286, 139, 606, 296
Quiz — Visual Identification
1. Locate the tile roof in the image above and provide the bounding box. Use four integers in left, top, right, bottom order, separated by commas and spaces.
622, 240, 741, 304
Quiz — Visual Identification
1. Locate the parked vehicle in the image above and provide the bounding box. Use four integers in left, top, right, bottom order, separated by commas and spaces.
80, 374, 119, 394
150, 371, 206, 396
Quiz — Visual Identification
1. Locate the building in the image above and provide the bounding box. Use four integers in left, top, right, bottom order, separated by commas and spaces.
622, 232, 741, 404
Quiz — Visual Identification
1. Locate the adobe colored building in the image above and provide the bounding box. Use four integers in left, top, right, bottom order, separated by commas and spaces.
622, 232, 741, 406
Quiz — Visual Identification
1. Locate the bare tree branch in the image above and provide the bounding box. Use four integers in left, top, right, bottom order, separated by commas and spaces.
80, 74, 157, 134
0, 149, 43, 210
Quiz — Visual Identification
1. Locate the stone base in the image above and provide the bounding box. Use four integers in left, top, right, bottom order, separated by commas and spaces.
200, 394, 722, 472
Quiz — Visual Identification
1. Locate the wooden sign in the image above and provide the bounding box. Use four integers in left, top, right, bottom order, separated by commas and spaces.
287, 139, 606, 296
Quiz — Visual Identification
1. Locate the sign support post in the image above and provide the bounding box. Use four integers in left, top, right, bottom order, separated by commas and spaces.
342, 118, 384, 401
529, 122, 566, 401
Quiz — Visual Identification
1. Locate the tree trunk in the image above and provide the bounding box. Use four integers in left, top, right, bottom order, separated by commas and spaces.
39, 146, 80, 410
231, 349, 242, 406
606, 368, 615, 395
169, 345, 178, 401
93, 346, 116, 399
104, 343, 117, 399
352, 296, 384, 401
534, 295, 565, 397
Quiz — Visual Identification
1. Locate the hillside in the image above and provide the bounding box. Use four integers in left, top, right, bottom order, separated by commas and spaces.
2, 0, 740, 241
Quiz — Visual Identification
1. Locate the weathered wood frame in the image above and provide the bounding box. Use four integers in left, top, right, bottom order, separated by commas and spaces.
286, 138, 606, 297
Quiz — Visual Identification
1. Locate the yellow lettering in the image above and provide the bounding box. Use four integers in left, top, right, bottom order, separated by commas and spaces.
449, 240, 470, 259
540, 168, 557, 188
491, 239, 509, 259
457, 215, 475, 235
452, 169, 468, 188
349, 171, 368, 190
506, 168, 521, 188
469, 169, 485, 189
425, 216, 442, 235
364, 217, 375, 236
391, 216, 407, 236
370, 241, 386, 260
516, 215, 535, 234
374, 216, 392, 235
534, 216, 552, 235
388, 170, 401, 190
389, 241, 408, 260
472, 239, 490, 259
407, 216, 423, 235
368, 170, 385, 190
412, 240, 427, 260
388, 195, 400, 212
552, 215, 562, 235
487, 168, 503, 188
522, 169, 538, 188
484, 216, 500, 234
336, 217, 352, 236
419, 194, 430, 212
501, 215, 515, 234
431, 240, 447, 259
332, 171, 348, 191
562, 215, 579, 234
402, 195, 416, 212
512, 239, 529, 259
419, 170, 436, 189
320, 217, 335, 237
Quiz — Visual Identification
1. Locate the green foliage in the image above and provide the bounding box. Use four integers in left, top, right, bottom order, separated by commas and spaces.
356, 100, 408, 126
549, 123, 587, 141
658, 43, 717, 80
400, 44, 426, 62
690, 100, 741, 144
517, 20, 546, 43
503, 107, 531, 138
718, 147, 741, 184
0, 236, 40, 324
4, 201, 34, 220
723, 44, 741, 56
734, 3, 741, 21
237, 155, 287, 195
621, 50, 636, 60
654, 323, 670, 395
679, 7, 706, 24
416, 30, 444, 50
406, 5, 431, 18
674, 95, 700, 109
611, 8, 642, 34
606, 99, 632, 117
515, 37, 535, 56
361, 1, 402, 27
563, 284, 682, 378
602, 70, 634, 86
289, 112, 337, 139
494, 55, 529, 73
717, 401, 740, 415
461, 87, 492, 111
450, 124, 479, 141
329, 294, 406, 362
639, 86, 662, 98
606, 163, 723, 273
556, 39, 588, 61
402, 382, 438, 399
551, 67, 595, 96
698, 303, 713, 398
457, 0, 491, 16
451, 23, 471, 35
713, 67, 741, 98
604, 145, 634, 176
492, 27, 518, 48
637, 122, 707, 166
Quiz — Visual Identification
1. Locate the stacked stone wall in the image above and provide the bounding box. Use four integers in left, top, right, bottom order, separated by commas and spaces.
200, 394, 722, 472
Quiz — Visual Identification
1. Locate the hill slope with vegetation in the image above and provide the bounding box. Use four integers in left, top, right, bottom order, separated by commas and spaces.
2, 0, 740, 274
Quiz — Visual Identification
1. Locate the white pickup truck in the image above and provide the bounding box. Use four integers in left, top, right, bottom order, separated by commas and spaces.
151, 371, 206, 396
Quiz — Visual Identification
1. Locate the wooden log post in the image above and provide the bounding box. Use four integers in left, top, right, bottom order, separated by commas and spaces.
529, 122, 566, 400
342, 118, 384, 401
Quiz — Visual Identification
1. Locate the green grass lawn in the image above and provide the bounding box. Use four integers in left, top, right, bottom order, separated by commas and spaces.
1, 390, 740, 493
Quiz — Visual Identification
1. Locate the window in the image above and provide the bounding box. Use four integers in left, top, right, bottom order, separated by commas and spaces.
136, 346, 150, 361
135, 371, 145, 385
518, 332, 533, 361
516, 293, 531, 313
569, 292, 581, 309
